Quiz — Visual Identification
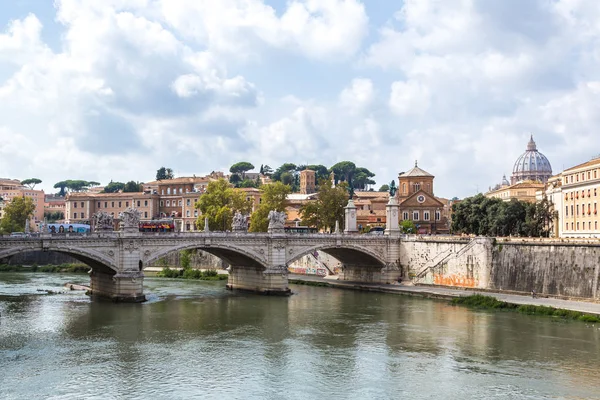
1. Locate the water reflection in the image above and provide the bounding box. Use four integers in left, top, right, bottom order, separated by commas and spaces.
0, 274, 599, 399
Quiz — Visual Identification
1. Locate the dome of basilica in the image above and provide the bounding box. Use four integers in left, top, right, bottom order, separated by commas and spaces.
511, 135, 552, 184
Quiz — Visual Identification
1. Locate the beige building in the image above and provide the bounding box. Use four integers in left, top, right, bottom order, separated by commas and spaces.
555, 157, 600, 238
485, 180, 545, 203
354, 191, 388, 229
0, 178, 45, 222
65, 192, 160, 225
299, 169, 316, 194
44, 195, 66, 221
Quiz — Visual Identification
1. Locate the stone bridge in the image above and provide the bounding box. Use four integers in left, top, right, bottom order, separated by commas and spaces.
0, 231, 402, 301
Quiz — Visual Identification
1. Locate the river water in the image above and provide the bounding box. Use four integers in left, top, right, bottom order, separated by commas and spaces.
1, 273, 599, 400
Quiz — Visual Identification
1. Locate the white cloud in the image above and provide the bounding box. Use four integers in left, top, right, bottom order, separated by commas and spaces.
159, 0, 368, 60
2, 0, 600, 199
339, 78, 373, 112
389, 80, 430, 115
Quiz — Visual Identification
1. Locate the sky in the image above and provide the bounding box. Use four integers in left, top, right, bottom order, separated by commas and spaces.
1, 0, 600, 199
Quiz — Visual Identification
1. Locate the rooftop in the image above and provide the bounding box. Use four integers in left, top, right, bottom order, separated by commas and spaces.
399, 161, 434, 178
563, 156, 600, 173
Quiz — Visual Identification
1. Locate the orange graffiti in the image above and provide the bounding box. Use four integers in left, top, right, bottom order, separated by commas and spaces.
433, 274, 478, 288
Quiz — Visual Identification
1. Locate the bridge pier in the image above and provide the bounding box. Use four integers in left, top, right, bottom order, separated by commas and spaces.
339, 265, 402, 284
89, 270, 146, 303
226, 266, 291, 295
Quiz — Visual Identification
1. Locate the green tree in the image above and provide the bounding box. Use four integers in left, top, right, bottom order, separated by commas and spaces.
123, 181, 143, 193
65, 180, 91, 192
156, 167, 174, 180
329, 161, 356, 184
195, 179, 252, 231
401, 220, 417, 234
451, 194, 552, 237
249, 182, 292, 232
21, 178, 42, 189
262, 164, 274, 176
280, 171, 295, 186
54, 181, 69, 196
44, 211, 64, 223
229, 161, 255, 180
299, 179, 348, 232
0, 197, 36, 234
229, 174, 242, 187
378, 184, 390, 192
272, 163, 297, 181
353, 167, 376, 190
304, 164, 329, 183
103, 181, 126, 193
239, 179, 258, 188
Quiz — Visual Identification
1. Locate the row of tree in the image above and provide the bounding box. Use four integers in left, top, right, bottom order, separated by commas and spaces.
227, 161, 376, 192
451, 194, 553, 237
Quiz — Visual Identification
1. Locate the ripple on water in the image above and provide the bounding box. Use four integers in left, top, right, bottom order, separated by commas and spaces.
2, 275, 600, 399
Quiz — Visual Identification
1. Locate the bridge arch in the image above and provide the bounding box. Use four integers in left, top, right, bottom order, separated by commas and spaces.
143, 242, 268, 270
286, 243, 388, 268
0, 244, 118, 274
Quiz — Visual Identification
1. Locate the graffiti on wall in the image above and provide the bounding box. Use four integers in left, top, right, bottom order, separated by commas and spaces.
433, 274, 478, 288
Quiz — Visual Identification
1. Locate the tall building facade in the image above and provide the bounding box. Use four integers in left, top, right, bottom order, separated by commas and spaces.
0, 178, 45, 222
552, 157, 600, 238
395, 162, 447, 234
299, 169, 316, 194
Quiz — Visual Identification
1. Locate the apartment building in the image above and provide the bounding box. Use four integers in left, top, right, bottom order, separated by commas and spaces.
0, 178, 45, 221
556, 157, 600, 238
65, 192, 160, 224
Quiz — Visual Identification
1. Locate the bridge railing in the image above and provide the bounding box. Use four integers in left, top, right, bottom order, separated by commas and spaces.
0, 231, 397, 240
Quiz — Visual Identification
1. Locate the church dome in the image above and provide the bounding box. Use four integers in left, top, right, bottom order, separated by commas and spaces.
511, 135, 552, 184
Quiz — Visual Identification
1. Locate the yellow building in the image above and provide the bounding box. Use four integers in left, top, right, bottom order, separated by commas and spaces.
65, 192, 160, 225
485, 180, 545, 203
0, 178, 45, 223
558, 157, 600, 238
299, 169, 316, 194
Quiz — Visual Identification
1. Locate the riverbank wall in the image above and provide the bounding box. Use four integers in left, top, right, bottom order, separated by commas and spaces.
405, 237, 600, 301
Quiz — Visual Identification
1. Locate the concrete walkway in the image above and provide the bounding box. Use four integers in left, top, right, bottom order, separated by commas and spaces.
288, 274, 600, 317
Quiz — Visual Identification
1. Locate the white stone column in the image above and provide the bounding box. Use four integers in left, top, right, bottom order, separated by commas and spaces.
385, 197, 401, 237
344, 199, 358, 234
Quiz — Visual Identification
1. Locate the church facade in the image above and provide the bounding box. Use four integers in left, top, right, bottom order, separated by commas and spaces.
395, 162, 448, 234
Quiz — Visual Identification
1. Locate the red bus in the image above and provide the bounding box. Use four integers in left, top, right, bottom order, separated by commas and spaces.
139, 219, 175, 232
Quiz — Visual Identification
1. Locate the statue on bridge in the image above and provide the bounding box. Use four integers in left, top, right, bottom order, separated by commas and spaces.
92, 211, 115, 232
268, 210, 286, 232
232, 211, 249, 232
389, 180, 397, 197
118, 208, 141, 231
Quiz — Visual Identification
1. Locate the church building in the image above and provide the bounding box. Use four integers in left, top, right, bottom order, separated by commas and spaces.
395, 161, 448, 234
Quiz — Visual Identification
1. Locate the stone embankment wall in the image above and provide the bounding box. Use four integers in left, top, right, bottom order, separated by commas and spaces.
489, 240, 600, 299
405, 236, 600, 300
402, 237, 493, 289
